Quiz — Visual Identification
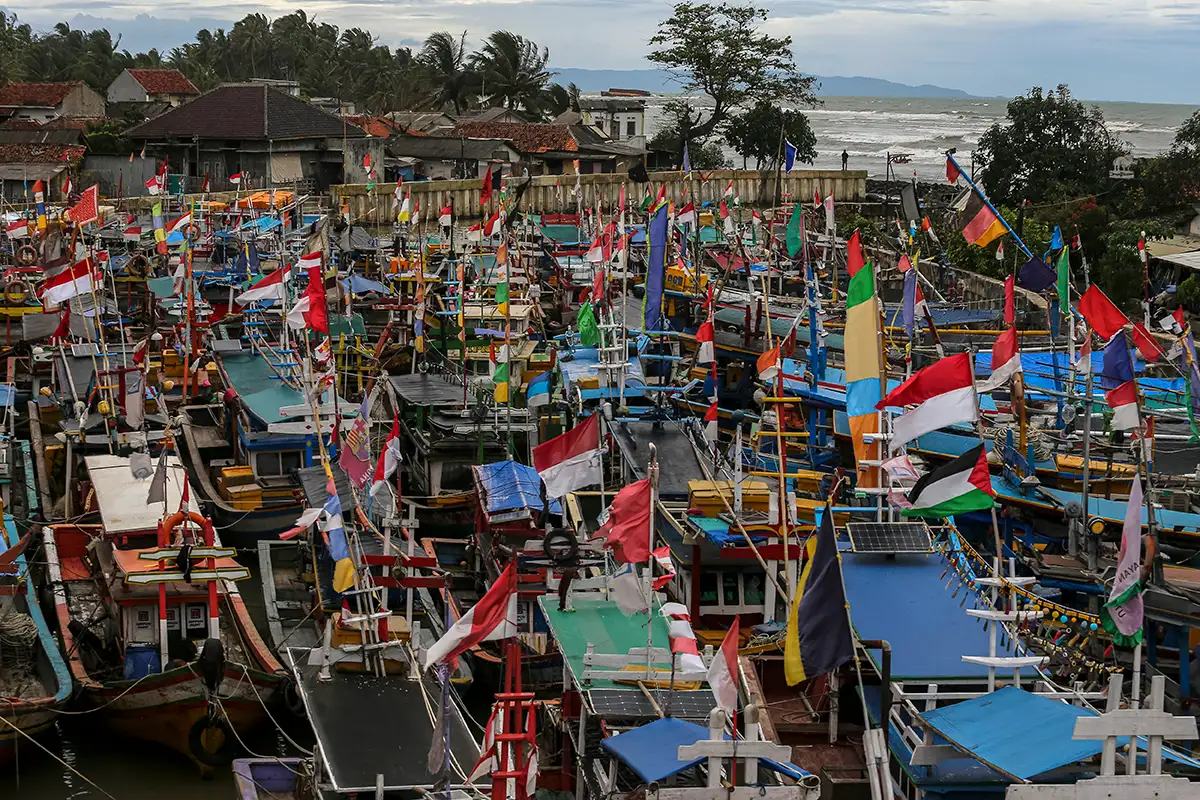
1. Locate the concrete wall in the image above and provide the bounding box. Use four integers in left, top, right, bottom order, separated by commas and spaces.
64, 84, 106, 118
332, 168, 867, 221
78, 154, 160, 199
107, 71, 147, 104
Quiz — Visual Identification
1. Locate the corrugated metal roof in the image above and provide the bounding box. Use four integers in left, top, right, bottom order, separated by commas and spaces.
1156, 249, 1200, 271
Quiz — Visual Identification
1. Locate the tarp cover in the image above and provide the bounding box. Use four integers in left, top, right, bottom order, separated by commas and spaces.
473, 460, 547, 514
341, 275, 391, 296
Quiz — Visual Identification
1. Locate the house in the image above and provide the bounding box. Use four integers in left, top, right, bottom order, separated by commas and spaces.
387, 111, 455, 136
344, 115, 403, 138
107, 69, 200, 107
579, 96, 647, 148
0, 143, 85, 201
124, 83, 372, 193
0, 82, 106, 124
388, 135, 520, 180
451, 120, 646, 175
459, 107, 528, 125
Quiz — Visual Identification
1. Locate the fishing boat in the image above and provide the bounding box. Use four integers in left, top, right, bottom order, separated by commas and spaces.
41, 454, 285, 771
0, 444, 72, 763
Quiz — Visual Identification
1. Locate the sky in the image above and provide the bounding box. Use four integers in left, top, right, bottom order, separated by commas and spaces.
3, 2, 1200, 104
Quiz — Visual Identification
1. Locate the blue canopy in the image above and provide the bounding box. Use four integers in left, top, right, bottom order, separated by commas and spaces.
601, 717, 810, 783
974, 351, 1185, 402
472, 460, 560, 515
341, 275, 391, 296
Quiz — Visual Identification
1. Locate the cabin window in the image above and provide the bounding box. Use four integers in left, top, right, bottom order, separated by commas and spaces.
698, 570, 767, 617
722, 573, 739, 606
439, 461, 474, 493
626, 120, 636, 137
256, 450, 302, 476
699, 571, 719, 605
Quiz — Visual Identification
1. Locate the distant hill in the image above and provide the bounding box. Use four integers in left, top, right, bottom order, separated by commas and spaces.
549, 67, 974, 99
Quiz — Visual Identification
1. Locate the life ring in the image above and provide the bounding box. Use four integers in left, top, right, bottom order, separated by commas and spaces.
159, 510, 214, 541
16, 245, 37, 267
5, 279, 29, 306
187, 715, 236, 767
543, 527, 579, 565
127, 254, 150, 279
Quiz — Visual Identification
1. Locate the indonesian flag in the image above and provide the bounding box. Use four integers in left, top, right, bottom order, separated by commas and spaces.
877, 352, 978, 450
50, 307, 71, 343
585, 232, 606, 263
1157, 307, 1186, 336
696, 320, 715, 364
595, 478, 652, 564
752, 209, 763, 227
123, 224, 142, 241
438, 205, 453, 227
5, 219, 28, 239
703, 400, 719, 444
532, 414, 601, 497
466, 222, 483, 242
38, 257, 98, 306
813, 189, 822, 209
235, 262, 292, 304
370, 415, 402, 496
757, 344, 781, 382
483, 208, 503, 237
651, 545, 676, 590
722, 180, 734, 198
285, 256, 329, 333
64, 175, 73, 196
229, 172, 244, 185
132, 337, 150, 365
1106, 380, 1140, 431
167, 212, 192, 236
145, 174, 163, 195
823, 192, 836, 230
706, 615, 740, 710
1075, 328, 1093, 374
977, 327, 1022, 393
424, 562, 518, 668
202, 173, 210, 193
677, 201, 696, 226
660, 602, 706, 675
1138, 235, 1147, 264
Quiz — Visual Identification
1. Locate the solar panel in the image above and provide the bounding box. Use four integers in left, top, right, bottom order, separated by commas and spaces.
846, 521, 932, 554
587, 689, 717, 721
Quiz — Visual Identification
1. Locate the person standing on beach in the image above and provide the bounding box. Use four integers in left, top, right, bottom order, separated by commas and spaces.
841, 150, 849, 170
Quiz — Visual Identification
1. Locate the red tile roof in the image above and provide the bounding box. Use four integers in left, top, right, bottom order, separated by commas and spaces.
0, 82, 82, 108
127, 69, 199, 96
0, 118, 41, 130
452, 121, 578, 153
344, 114, 401, 138
41, 116, 102, 131
0, 143, 86, 164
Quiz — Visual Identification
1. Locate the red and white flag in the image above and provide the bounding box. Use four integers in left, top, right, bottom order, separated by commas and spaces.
424, 562, 518, 668
1075, 328, 1093, 374
1106, 380, 1140, 431
677, 201, 696, 226
166, 212, 192, 236
202, 173, 210, 193
722, 180, 734, 198
285, 256, 329, 333
703, 401, 719, 444
976, 327, 1022, 393
438, 205, 453, 227
123, 225, 142, 241
595, 478, 651, 564
229, 172, 244, 185
650, 545, 676, 590
235, 263, 292, 304
1132, 321, 1166, 363
696, 320, 715, 364
706, 616, 740, 710
757, 344, 781, 382
369, 415, 402, 496
38, 257, 98, 306
532, 414, 601, 497
660, 602, 706, 675
877, 352, 978, 450
5, 219, 28, 239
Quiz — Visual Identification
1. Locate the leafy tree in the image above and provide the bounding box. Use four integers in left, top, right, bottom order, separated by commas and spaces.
543, 82, 580, 119
648, 2, 816, 142
0, 14, 33, 85
1137, 109, 1200, 218
470, 31, 552, 117
724, 101, 816, 170
976, 85, 1126, 208
649, 101, 729, 169
419, 31, 476, 115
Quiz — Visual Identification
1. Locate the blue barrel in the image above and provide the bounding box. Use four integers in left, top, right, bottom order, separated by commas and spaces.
123, 644, 161, 680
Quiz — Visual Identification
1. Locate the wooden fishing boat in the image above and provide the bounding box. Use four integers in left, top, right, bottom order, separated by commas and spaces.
41, 454, 285, 771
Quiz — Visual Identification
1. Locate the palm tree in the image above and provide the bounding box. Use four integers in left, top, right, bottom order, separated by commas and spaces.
419, 31, 474, 115
469, 31, 552, 115
230, 13, 272, 77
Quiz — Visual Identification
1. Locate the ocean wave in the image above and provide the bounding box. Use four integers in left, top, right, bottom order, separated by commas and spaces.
804, 108, 984, 123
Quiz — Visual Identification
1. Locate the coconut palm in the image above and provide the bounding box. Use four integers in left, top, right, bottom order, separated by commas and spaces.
469, 31, 552, 116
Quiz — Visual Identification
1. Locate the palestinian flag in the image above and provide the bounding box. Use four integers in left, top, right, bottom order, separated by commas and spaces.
961, 192, 1006, 247
903, 443, 996, 518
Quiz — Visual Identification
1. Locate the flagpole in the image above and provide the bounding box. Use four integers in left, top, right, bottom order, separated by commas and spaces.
644, 442, 658, 676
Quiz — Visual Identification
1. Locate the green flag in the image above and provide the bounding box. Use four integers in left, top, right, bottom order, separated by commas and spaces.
639, 192, 653, 213
1056, 248, 1070, 304
786, 203, 804, 259
495, 281, 509, 315
578, 301, 599, 346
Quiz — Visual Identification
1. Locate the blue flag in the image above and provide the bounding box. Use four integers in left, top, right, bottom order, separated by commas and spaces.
682, 142, 691, 176
1101, 332, 1135, 390
784, 140, 798, 173
1018, 257, 1056, 292
902, 271, 917, 338
644, 205, 669, 331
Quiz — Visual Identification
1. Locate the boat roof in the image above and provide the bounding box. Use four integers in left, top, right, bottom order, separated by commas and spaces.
390, 374, 470, 408
473, 460, 557, 515
840, 550, 1032, 681
539, 594, 672, 691
84, 454, 200, 535
609, 419, 708, 498
919, 686, 1114, 782
558, 345, 647, 400
601, 717, 811, 784
296, 463, 358, 512
219, 351, 347, 425
994, 477, 1200, 535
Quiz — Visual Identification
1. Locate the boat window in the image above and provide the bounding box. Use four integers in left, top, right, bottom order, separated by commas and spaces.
439, 461, 474, 492
744, 573, 765, 606
699, 571, 719, 605
722, 572, 739, 606
256, 450, 302, 476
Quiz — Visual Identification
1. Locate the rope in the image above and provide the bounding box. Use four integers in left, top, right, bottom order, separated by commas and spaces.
0, 714, 120, 799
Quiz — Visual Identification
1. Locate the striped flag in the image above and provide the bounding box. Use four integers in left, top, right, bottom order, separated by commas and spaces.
902, 443, 996, 518
424, 563, 518, 668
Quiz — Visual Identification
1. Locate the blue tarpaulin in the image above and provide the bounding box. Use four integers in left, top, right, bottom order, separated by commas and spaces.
601, 717, 810, 783
688, 516, 772, 547
974, 351, 1185, 402
341, 275, 391, 296
472, 460, 560, 515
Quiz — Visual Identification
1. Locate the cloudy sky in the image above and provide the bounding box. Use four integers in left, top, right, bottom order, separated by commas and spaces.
4, 2, 1199, 104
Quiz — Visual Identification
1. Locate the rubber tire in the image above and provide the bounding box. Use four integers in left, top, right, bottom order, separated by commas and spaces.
543, 527, 579, 565
281, 678, 307, 720
188, 715, 236, 767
